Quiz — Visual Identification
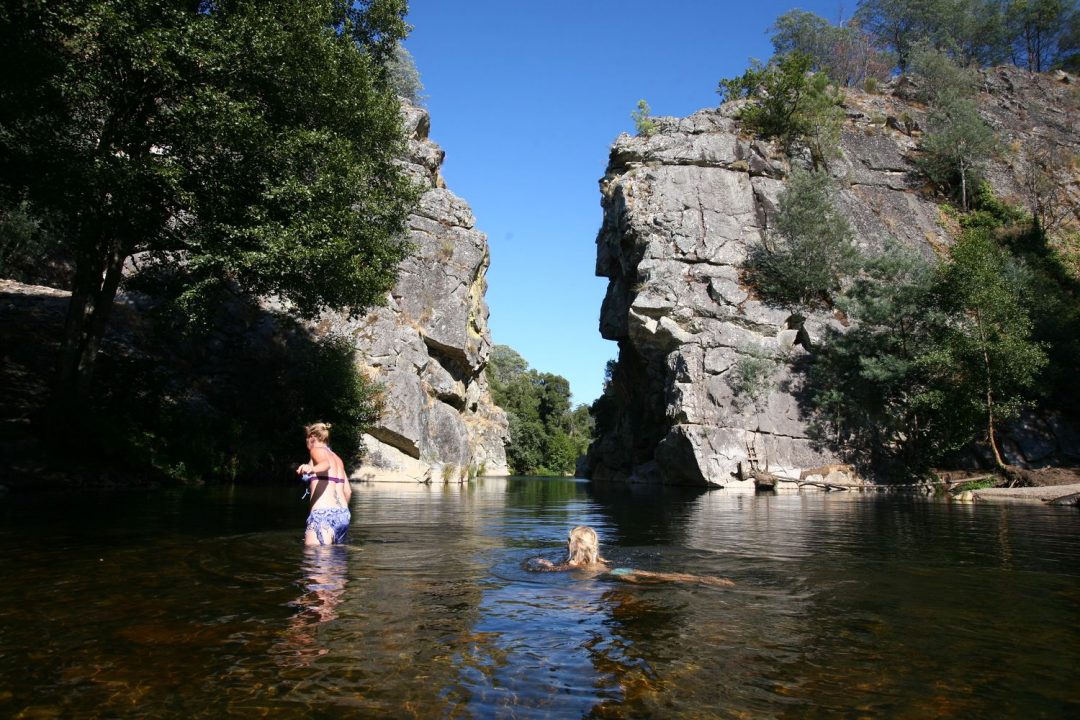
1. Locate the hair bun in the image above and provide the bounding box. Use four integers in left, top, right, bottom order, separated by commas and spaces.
324, 423, 332, 430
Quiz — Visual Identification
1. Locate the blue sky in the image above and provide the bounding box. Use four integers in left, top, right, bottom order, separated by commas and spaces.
404, 1, 844, 405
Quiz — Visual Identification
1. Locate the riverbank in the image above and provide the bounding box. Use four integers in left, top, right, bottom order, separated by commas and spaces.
4, 278, 1080, 492
1, 278, 380, 489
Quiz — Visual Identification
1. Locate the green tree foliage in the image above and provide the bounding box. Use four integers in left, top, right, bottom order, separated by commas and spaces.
729, 345, 780, 409
1006, 0, 1080, 71
0, 200, 61, 283
487, 344, 591, 475
854, 0, 1009, 69
744, 168, 859, 308
925, 230, 1047, 469
807, 244, 956, 475
718, 52, 845, 166
76, 300, 381, 483
854, 0, 1078, 71
631, 99, 658, 137
0, 0, 417, 408
387, 42, 426, 104
1060, 9, 1080, 71
770, 10, 893, 87
589, 359, 619, 440
907, 41, 980, 104
909, 45, 997, 211
806, 194, 1052, 478
918, 99, 997, 211
962, 184, 1080, 420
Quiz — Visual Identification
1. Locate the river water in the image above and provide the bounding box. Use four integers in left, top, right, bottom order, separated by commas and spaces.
0, 478, 1077, 719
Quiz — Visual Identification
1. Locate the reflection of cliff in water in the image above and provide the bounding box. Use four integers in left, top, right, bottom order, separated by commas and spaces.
587, 481, 709, 546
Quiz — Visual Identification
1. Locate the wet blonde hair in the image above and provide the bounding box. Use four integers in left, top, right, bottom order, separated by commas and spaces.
566, 526, 600, 566
305, 422, 332, 443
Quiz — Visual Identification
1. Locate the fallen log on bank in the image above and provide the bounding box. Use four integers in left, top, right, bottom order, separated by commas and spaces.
1046, 492, 1080, 507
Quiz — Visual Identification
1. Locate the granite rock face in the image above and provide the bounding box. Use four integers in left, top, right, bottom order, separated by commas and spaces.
322, 103, 508, 481
585, 68, 1080, 486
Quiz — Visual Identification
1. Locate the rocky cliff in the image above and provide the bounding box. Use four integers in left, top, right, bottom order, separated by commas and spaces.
322, 103, 509, 481
0, 102, 507, 486
585, 67, 1079, 487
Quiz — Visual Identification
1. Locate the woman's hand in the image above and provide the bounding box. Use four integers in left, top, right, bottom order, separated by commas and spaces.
297, 463, 311, 475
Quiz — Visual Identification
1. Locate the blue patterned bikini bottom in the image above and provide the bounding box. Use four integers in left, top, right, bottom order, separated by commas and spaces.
306, 507, 351, 545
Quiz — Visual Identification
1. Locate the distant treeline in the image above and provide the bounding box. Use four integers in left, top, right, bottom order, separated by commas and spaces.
767, 0, 1078, 88
487, 345, 593, 476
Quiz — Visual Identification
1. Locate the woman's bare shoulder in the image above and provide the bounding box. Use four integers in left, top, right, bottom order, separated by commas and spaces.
526, 558, 609, 574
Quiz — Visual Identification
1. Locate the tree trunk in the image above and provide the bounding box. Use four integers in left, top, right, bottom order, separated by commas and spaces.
974, 308, 1007, 470
50, 220, 129, 415
960, 157, 968, 212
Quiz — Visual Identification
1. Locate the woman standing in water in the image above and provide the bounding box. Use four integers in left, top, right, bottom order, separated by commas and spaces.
296, 422, 352, 546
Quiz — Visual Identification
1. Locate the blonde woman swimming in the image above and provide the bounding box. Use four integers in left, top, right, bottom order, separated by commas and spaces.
530, 525, 734, 587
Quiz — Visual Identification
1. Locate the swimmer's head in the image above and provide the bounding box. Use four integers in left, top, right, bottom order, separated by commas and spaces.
566, 526, 600, 566
305, 422, 332, 444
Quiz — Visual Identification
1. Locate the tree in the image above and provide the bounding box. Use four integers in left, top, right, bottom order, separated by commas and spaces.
806, 224, 1048, 478
486, 344, 588, 475
907, 41, 979, 105
855, 0, 1009, 69
0, 0, 416, 411
387, 42, 426, 104
1019, 137, 1074, 235
770, 10, 893, 87
631, 99, 658, 137
854, 0, 934, 71
744, 168, 859, 308
806, 244, 956, 474
718, 52, 845, 167
770, 10, 836, 72
1005, 0, 1079, 71
1058, 8, 1080, 71
919, 96, 997, 211
535, 372, 571, 432
488, 345, 530, 389
908, 45, 997, 211
925, 230, 1047, 469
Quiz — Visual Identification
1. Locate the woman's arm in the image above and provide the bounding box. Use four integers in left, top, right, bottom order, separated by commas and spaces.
616, 570, 734, 587
297, 447, 332, 475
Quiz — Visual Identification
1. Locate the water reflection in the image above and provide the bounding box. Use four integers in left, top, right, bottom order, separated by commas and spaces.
588, 480, 709, 546
0, 481, 1077, 718
276, 546, 349, 667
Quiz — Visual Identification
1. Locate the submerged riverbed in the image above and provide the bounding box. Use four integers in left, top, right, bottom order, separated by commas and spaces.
1, 478, 1077, 718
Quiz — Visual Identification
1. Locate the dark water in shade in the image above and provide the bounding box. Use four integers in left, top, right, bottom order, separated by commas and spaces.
0, 478, 1077, 719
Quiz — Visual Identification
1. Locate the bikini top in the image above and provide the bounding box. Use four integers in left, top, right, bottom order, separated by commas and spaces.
308, 445, 347, 483
303, 473, 346, 483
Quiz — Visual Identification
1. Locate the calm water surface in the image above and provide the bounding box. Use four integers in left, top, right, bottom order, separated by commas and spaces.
1, 478, 1077, 719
